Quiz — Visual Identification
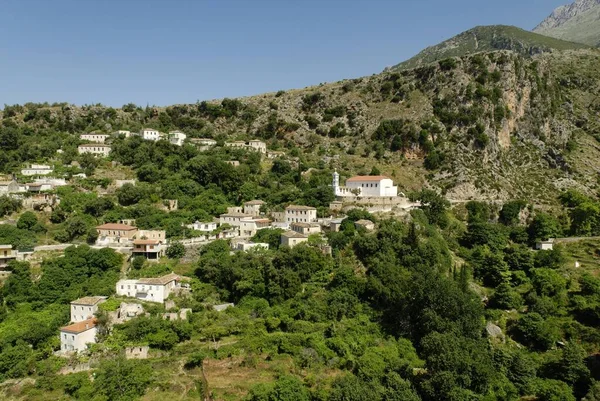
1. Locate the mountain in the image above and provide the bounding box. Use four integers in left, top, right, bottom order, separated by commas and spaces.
2, 47, 600, 203
534, 0, 600, 46
391, 25, 589, 70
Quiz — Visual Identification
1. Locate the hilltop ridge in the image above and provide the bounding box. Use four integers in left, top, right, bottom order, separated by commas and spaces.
390, 25, 589, 71
534, 0, 600, 46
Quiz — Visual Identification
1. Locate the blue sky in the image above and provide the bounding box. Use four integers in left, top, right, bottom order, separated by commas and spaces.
0, 0, 565, 107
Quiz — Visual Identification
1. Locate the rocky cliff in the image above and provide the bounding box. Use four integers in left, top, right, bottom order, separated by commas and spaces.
534, 0, 600, 46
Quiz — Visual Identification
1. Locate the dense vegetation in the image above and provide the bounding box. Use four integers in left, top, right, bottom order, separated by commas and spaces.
1, 41, 600, 401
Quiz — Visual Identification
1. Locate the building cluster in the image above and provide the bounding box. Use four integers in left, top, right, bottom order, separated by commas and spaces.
95, 222, 166, 260
58, 272, 189, 354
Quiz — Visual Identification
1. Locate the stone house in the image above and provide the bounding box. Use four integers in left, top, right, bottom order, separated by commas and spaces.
78, 144, 112, 157
70, 296, 107, 323
285, 205, 317, 224
281, 231, 309, 248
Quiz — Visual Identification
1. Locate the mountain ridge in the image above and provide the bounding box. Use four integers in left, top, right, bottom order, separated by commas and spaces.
390, 25, 588, 71
534, 0, 600, 46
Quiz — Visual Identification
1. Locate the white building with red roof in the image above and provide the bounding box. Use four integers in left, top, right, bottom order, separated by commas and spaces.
333, 171, 398, 197
59, 318, 97, 353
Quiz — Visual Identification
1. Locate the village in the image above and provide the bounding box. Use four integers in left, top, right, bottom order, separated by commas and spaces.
0, 126, 432, 357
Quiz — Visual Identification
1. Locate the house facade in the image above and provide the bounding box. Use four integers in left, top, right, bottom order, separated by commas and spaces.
78, 144, 112, 157
333, 172, 398, 197
141, 128, 161, 141
70, 296, 107, 323
0, 245, 17, 268
116, 273, 180, 303
224, 140, 267, 153
281, 231, 309, 248
243, 200, 265, 216
189, 138, 216, 151
21, 164, 53, 176
536, 239, 555, 251
137, 230, 166, 243
96, 223, 138, 244
232, 240, 269, 252
168, 131, 187, 146
132, 240, 165, 260
291, 222, 321, 236
80, 134, 109, 143
239, 218, 271, 238
285, 205, 317, 224
219, 212, 254, 227
59, 318, 97, 353
187, 221, 218, 232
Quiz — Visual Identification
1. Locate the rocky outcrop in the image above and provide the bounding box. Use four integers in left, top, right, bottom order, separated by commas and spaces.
534, 0, 600, 31
534, 0, 600, 46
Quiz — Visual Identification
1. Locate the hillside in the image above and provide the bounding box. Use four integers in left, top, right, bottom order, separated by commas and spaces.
534, 0, 600, 47
2, 48, 600, 204
2, 31, 600, 401
389, 25, 589, 71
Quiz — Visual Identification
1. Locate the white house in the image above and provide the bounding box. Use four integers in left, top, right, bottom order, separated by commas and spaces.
239, 217, 271, 238
219, 212, 254, 227
78, 144, 112, 157
80, 133, 109, 143
132, 240, 165, 261
141, 128, 161, 142
281, 231, 309, 248
168, 131, 187, 146
247, 140, 267, 154
290, 222, 321, 236
536, 239, 555, 251
285, 205, 317, 224
70, 296, 107, 323
189, 138, 217, 151
137, 229, 166, 243
21, 164, 53, 176
333, 172, 398, 197
59, 318, 97, 353
187, 221, 218, 232
231, 240, 269, 252
116, 273, 181, 304
224, 140, 267, 154
243, 200, 265, 216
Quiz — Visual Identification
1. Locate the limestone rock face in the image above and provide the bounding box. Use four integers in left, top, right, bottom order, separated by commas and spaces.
534, 0, 600, 46
535, 0, 600, 31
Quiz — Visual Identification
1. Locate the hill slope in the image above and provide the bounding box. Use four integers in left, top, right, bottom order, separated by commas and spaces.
534, 0, 600, 46
1, 49, 600, 203
390, 25, 589, 70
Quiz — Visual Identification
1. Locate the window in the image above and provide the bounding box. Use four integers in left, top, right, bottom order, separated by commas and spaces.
72, 335, 75, 340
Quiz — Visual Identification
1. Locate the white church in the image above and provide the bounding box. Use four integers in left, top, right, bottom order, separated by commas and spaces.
332, 171, 398, 198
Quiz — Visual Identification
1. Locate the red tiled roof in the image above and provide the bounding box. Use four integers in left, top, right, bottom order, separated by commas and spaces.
346, 176, 390, 182
96, 223, 137, 231
133, 240, 160, 245
60, 318, 97, 334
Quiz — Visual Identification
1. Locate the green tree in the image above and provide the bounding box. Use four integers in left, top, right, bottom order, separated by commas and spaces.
166, 242, 185, 259
528, 213, 562, 243
93, 358, 153, 401
16, 211, 37, 231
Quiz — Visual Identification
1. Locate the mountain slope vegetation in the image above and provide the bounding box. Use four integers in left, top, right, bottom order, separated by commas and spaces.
2, 49, 600, 203
390, 25, 589, 70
